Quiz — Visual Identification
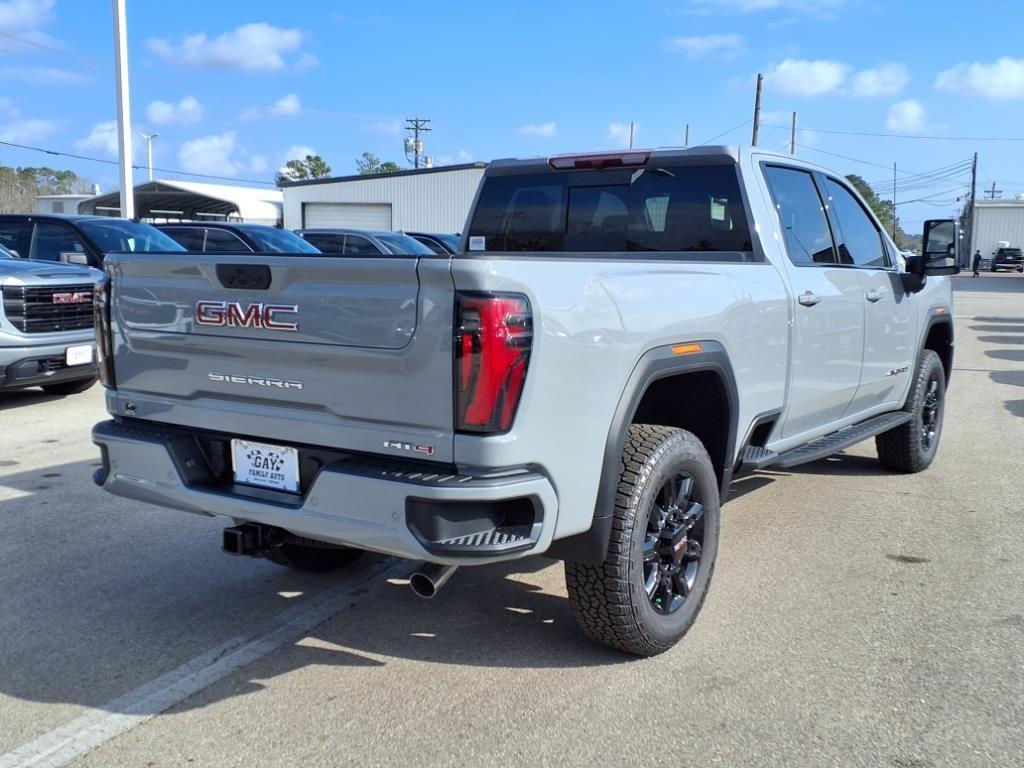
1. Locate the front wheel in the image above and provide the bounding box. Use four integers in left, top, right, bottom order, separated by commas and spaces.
564, 425, 720, 657
875, 349, 946, 473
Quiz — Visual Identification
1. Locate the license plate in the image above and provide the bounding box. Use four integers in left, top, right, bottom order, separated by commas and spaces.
231, 439, 300, 493
65, 344, 94, 366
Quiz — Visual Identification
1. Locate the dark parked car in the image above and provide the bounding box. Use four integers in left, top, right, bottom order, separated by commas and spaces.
155, 222, 321, 254
0, 215, 185, 266
404, 232, 461, 255
992, 247, 1024, 273
295, 229, 436, 256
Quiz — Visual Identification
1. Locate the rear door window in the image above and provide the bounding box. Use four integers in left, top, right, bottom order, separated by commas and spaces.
762, 166, 836, 266
160, 227, 205, 251
468, 164, 751, 255
29, 222, 89, 262
301, 233, 343, 253
343, 235, 383, 256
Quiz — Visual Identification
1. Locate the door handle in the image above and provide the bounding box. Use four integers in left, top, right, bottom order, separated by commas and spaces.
797, 291, 821, 307
866, 288, 887, 303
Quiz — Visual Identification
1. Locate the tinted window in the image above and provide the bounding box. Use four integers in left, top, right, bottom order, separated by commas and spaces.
240, 226, 320, 253
0, 243, 14, 259
412, 235, 449, 255
824, 178, 887, 268
0, 221, 30, 254
30, 222, 88, 262
77, 220, 185, 253
202, 228, 252, 252
159, 227, 205, 251
377, 233, 435, 255
468, 164, 751, 254
436, 234, 460, 251
343, 235, 383, 256
763, 166, 836, 266
301, 233, 344, 253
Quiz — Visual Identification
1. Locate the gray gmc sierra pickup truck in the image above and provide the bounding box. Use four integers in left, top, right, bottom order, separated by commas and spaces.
92, 147, 957, 656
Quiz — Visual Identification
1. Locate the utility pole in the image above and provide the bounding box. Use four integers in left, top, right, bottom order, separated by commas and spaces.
139, 132, 158, 181
892, 162, 898, 240
985, 181, 1002, 200
112, 0, 134, 219
684, 124, 689, 147
790, 112, 797, 155
628, 121, 635, 149
405, 117, 431, 170
751, 73, 763, 146
967, 152, 978, 257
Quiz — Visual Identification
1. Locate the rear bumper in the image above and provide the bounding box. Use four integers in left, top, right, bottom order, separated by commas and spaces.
91, 419, 559, 565
0, 340, 97, 390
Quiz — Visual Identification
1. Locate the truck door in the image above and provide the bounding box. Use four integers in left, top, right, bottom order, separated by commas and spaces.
820, 175, 915, 411
761, 165, 866, 439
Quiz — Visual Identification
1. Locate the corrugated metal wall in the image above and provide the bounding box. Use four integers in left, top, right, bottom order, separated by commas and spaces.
972, 203, 1024, 256
282, 167, 486, 233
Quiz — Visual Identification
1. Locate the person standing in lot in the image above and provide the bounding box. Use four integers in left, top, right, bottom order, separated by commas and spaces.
973, 250, 982, 277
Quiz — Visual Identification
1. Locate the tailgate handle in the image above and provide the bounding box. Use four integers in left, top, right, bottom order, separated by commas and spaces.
216, 264, 272, 291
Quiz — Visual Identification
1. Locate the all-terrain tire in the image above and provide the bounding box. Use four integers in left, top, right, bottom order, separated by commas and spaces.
40, 377, 98, 396
264, 541, 363, 573
875, 349, 946, 473
564, 425, 720, 657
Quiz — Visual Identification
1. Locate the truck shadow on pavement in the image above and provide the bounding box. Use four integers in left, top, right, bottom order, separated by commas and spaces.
0, 388, 65, 412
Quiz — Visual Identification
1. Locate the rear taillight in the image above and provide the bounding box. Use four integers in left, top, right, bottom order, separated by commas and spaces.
454, 293, 532, 434
548, 151, 650, 170
94, 275, 115, 388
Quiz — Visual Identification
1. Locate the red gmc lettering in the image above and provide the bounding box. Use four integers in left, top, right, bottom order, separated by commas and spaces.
195, 301, 298, 332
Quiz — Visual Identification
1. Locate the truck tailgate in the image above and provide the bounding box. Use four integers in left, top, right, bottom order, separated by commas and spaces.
106, 253, 456, 462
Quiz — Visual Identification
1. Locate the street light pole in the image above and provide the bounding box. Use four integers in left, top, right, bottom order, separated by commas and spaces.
112, 0, 134, 219
139, 133, 158, 181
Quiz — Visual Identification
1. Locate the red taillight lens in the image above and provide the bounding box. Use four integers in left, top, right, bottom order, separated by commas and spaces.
548, 151, 650, 170
94, 275, 115, 388
455, 293, 532, 434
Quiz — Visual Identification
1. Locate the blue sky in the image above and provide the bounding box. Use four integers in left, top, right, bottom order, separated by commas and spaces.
1, 0, 1023, 230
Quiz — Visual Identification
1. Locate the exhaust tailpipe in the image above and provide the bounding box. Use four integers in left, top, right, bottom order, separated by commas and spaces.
409, 563, 458, 599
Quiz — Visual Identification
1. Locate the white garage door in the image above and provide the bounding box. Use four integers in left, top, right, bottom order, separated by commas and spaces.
303, 203, 393, 230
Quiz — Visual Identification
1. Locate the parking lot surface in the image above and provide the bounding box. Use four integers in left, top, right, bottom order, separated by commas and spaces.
1, 275, 1022, 768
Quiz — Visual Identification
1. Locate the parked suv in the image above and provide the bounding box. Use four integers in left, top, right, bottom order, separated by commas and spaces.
1, 243, 101, 395
155, 222, 321, 254
91, 147, 956, 656
991, 247, 1024, 272
296, 228, 435, 256
0, 215, 185, 266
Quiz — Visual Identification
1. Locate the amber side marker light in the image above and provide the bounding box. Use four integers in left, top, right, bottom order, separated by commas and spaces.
672, 342, 704, 356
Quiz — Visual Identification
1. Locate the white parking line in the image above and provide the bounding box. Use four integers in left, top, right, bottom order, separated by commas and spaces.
0, 485, 32, 502
0, 557, 409, 768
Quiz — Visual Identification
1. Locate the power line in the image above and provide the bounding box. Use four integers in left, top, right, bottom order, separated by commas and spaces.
0, 138, 277, 186
699, 118, 753, 146
769, 123, 1024, 143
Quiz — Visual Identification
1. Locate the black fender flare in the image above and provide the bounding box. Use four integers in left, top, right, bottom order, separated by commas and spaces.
546, 341, 739, 565
919, 309, 954, 384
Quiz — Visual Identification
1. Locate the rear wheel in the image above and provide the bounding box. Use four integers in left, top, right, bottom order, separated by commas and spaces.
40, 377, 97, 396
564, 425, 720, 657
875, 349, 946, 473
265, 541, 363, 573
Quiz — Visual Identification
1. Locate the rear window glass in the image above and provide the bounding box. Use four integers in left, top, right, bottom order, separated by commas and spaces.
467, 164, 752, 254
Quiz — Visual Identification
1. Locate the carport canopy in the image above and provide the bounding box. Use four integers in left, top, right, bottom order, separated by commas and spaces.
80, 180, 283, 226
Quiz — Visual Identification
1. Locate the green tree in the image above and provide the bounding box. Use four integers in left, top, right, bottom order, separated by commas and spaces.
355, 152, 401, 175
845, 174, 911, 249
275, 154, 332, 185
0, 165, 92, 213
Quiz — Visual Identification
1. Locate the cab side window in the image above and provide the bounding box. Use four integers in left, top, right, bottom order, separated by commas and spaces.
202, 228, 251, 252
823, 178, 889, 268
0, 220, 30, 255
343, 235, 383, 256
30, 222, 88, 262
763, 166, 836, 266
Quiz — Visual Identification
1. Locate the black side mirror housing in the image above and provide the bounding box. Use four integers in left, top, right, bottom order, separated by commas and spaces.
919, 219, 960, 276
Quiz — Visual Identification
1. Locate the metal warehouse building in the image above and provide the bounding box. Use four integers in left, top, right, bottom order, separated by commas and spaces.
280, 163, 487, 233
970, 199, 1024, 259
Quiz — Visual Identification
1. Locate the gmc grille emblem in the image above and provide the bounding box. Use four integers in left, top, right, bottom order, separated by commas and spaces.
52, 291, 92, 305
195, 301, 299, 332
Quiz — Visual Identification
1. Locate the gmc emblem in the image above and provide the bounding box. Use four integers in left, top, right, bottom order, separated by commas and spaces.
52, 291, 92, 305
195, 301, 299, 332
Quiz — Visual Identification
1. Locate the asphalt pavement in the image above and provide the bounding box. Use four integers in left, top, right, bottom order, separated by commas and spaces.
1, 274, 1022, 768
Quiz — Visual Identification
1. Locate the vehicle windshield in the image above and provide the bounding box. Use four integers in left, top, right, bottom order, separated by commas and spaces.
436, 234, 461, 251
377, 233, 436, 256
78, 219, 186, 253
239, 226, 321, 253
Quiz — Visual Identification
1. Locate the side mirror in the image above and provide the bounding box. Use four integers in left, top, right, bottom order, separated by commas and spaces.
918, 219, 959, 276
59, 252, 90, 266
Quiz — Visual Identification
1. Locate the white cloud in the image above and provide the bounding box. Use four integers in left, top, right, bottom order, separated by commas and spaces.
147, 22, 307, 72
518, 122, 558, 138
0, 117, 58, 143
247, 155, 269, 174
0, 0, 54, 33
283, 144, 316, 162
457, 149, 473, 162
935, 57, 1024, 100
765, 58, 848, 96
886, 100, 925, 132
178, 131, 241, 176
666, 33, 745, 58
242, 93, 302, 121
145, 96, 204, 126
0, 65, 88, 84
852, 63, 908, 97
607, 121, 638, 148
74, 120, 119, 157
